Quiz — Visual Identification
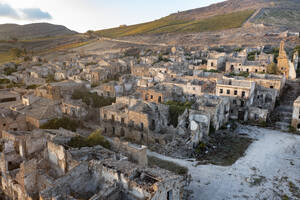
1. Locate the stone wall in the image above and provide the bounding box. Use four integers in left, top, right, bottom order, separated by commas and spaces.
110, 137, 148, 166
47, 142, 67, 177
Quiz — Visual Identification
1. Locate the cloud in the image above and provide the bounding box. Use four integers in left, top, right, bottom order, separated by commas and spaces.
0, 3, 19, 19
21, 8, 52, 20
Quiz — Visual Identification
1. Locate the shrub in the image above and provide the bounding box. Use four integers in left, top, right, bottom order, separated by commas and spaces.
40, 117, 80, 132
3, 67, 17, 76
164, 101, 193, 127
72, 89, 115, 108
68, 130, 110, 149
0, 79, 10, 84
26, 84, 40, 89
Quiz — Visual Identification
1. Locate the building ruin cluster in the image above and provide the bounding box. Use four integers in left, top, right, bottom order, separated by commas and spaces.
0, 40, 299, 199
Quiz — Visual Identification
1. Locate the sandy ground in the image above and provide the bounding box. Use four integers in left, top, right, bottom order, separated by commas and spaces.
149, 125, 300, 200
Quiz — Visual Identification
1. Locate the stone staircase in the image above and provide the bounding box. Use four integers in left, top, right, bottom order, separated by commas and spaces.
270, 80, 300, 131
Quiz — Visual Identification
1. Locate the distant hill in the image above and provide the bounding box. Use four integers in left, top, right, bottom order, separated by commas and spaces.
96, 0, 300, 38
0, 23, 77, 40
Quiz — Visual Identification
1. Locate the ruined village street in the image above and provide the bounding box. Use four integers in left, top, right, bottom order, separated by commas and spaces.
149, 125, 300, 200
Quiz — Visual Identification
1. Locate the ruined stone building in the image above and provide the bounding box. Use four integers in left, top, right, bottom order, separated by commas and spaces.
131, 64, 151, 77
177, 109, 210, 147
0, 128, 185, 200
99, 97, 171, 145
0, 90, 21, 108
194, 95, 230, 131
61, 99, 88, 119
206, 53, 226, 71
35, 85, 61, 101
0, 108, 28, 133
92, 81, 124, 97
216, 79, 255, 120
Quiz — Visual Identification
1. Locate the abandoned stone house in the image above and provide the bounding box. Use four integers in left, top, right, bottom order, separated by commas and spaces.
206, 53, 226, 71
131, 64, 151, 77
194, 95, 230, 131
0, 90, 21, 108
177, 109, 211, 147
0, 108, 28, 133
216, 79, 255, 120
35, 85, 61, 101
16, 98, 62, 129
138, 87, 165, 104
35, 81, 87, 100
92, 81, 124, 97
291, 96, 300, 130
61, 99, 88, 119
99, 97, 173, 145
245, 73, 286, 95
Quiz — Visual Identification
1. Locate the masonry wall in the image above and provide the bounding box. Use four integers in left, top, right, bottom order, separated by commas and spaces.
47, 142, 67, 177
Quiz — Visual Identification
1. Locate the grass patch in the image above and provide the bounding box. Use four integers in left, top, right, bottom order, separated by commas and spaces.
96, 10, 255, 38
68, 130, 110, 149
195, 133, 253, 166
148, 156, 188, 175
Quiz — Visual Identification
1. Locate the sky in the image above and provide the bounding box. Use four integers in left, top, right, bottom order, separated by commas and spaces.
0, 0, 224, 33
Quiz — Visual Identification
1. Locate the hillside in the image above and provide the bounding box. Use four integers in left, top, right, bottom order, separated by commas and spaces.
96, 0, 300, 38
96, 10, 255, 38
0, 23, 77, 40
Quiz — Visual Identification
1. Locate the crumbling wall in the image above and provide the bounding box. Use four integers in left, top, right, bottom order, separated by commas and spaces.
16, 159, 37, 194
110, 138, 148, 166
47, 142, 67, 177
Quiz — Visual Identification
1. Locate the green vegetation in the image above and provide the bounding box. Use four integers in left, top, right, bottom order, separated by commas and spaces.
85, 62, 97, 66
68, 130, 110, 149
40, 117, 81, 132
148, 156, 188, 175
26, 84, 40, 89
72, 89, 115, 108
6, 82, 24, 88
204, 69, 219, 73
152, 54, 171, 65
164, 101, 193, 127
247, 51, 260, 61
0, 79, 10, 84
96, 10, 255, 38
228, 71, 249, 77
3, 67, 17, 76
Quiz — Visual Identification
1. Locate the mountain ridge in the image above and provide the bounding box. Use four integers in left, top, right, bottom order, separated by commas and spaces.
0, 23, 77, 40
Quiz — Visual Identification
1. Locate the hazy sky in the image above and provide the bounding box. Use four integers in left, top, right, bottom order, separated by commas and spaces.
0, 0, 224, 33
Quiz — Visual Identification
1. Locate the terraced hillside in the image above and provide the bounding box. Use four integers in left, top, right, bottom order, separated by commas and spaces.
96, 10, 256, 38
96, 0, 300, 38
